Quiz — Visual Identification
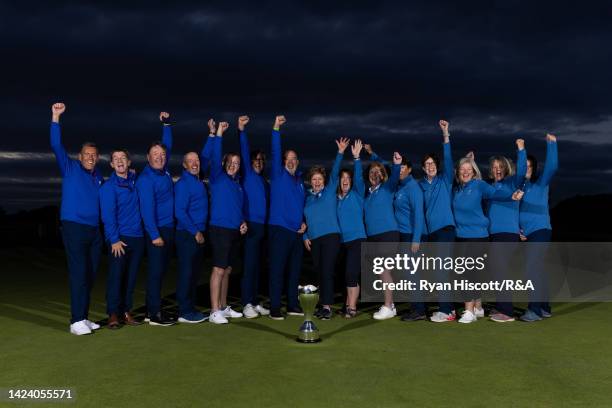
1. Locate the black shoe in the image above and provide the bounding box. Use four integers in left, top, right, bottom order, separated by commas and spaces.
287, 306, 304, 316
318, 307, 332, 320
401, 311, 427, 322
149, 312, 175, 326
269, 309, 285, 320
336, 304, 348, 315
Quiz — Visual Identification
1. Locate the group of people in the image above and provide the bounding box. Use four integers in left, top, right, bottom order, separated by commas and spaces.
49, 103, 558, 336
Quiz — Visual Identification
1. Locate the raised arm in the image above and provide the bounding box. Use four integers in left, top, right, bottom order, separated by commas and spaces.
200, 119, 217, 173
210, 121, 228, 182
383, 152, 402, 192
49, 103, 72, 176
270, 115, 286, 179
481, 180, 514, 201
539, 134, 558, 186
369, 148, 391, 166
439, 120, 454, 185
513, 138, 527, 187
351, 140, 366, 196
410, 187, 424, 245
329, 137, 349, 190
238, 115, 254, 176
160, 112, 172, 164
175, 181, 198, 236
99, 185, 120, 245
136, 177, 160, 241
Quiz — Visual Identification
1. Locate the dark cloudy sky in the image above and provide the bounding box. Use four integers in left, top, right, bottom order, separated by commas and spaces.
1, 1, 611, 212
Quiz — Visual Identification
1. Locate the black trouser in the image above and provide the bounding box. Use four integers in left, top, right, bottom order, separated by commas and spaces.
311, 233, 341, 305
490, 232, 520, 316
343, 238, 364, 288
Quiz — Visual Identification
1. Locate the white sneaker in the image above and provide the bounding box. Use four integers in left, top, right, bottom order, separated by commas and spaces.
70, 320, 92, 335
430, 311, 457, 323
458, 310, 477, 324
474, 307, 485, 318
85, 319, 101, 330
373, 304, 396, 320
210, 311, 229, 324
243, 304, 258, 319
222, 305, 243, 318
254, 304, 270, 316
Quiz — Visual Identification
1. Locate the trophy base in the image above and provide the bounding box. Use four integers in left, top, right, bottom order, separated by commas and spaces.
296, 337, 322, 343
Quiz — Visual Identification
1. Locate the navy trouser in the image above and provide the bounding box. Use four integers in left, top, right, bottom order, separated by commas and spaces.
145, 227, 175, 316
175, 229, 204, 316
400, 233, 426, 314
311, 233, 341, 305
268, 225, 303, 311
61, 221, 102, 324
427, 226, 455, 314
241, 222, 265, 306
525, 228, 552, 315
106, 235, 144, 315
490, 233, 520, 316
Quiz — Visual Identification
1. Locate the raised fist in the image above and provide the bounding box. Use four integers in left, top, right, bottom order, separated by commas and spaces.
159, 112, 170, 123
208, 119, 217, 135
546, 133, 557, 143
51, 103, 66, 116
335, 137, 350, 154
238, 115, 250, 131
439, 120, 450, 136
216, 121, 229, 136
363, 144, 373, 155
274, 115, 286, 129
393, 151, 402, 165
516, 139, 525, 150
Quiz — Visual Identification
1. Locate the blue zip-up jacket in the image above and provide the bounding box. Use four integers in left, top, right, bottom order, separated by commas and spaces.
136, 125, 174, 240
486, 148, 527, 235
268, 129, 305, 232
520, 140, 558, 236
364, 164, 401, 236
453, 179, 513, 238
394, 176, 425, 243
175, 170, 208, 235
208, 136, 245, 230
419, 142, 455, 234
240, 130, 269, 224
99, 171, 143, 243
303, 153, 342, 240
50, 122, 103, 227
337, 158, 367, 243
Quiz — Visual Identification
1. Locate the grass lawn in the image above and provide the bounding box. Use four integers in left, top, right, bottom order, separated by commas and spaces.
1, 247, 611, 408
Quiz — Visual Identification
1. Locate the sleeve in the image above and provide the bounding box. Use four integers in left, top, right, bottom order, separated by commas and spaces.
481, 180, 513, 201
200, 135, 215, 174
353, 158, 365, 197
370, 152, 391, 166
49, 123, 73, 176
174, 180, 198, 235
513, 148, 527, 188
410, 187, 424, 244
327, 152, 343, 192
99, 185, 120, 244
209, 137, 223, 183
136, 177, 160, 240
240, 130, 254, 177
539, 140, 558, 186
162, 124, 173, 169
271, 129, 282, 179
383, 164, 401, 192
442, 141, 454, 185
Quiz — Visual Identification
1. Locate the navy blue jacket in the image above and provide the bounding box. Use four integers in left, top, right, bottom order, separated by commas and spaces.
303, 153, 342, 240
240, 130, 269, 224
337, 158, 367, 243
99, 171, 143, 243
419, 142, 455, 234
175, 170, 209, 235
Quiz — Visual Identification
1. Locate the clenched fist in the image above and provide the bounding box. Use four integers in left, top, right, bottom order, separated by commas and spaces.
238, 115, 250, 131
159, 112, 170, 124
439, 120, 450, 137
216, 122, 229, 136
274, 115, 286, 129
51, 103, 65, 123
516, 139, 525, 150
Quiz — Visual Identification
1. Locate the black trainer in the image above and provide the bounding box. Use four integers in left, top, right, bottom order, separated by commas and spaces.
149, 312, 175, 326
400, 310, 427, 322
269, 309, 285, 320
287, 306, 304, 316
318, 307, 332, 320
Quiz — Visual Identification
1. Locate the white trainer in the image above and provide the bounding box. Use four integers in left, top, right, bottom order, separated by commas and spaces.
430, 311, 456, 323
474, 307, 485, 318
85, 319, 101, 330
222, 305, 243, 318
210, 311, 229, 324
373, 304, 396, 320
459, 310, 477, 324
254, 304, 270, 316
70, 320, 92, 335
243, 304, 258, 319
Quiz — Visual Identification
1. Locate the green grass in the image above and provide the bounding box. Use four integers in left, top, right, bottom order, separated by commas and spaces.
1, 247, 611, 408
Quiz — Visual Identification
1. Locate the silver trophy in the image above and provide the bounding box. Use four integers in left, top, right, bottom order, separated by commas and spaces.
296, 285, 321, 343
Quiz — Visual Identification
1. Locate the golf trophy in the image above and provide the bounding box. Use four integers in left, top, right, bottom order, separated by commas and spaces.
296, 285, 321, 343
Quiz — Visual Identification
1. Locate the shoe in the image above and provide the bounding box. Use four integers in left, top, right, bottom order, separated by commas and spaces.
520, 310, 543, 322
210, 311, 229, 324
107, 313, 121, 330
243, 304, 259, 319
474, 307, 485, 318
345, 308, 357, 319
222, 305, 243, 318
254, 304, 270, 316
458, 310, 477, 324
145, 311, 176, 323
337, 304, 348, 316
70, 320, 92, 335
85, 319, 101, 330
490, 313, 515, 323
540, 309, 552, 318
178, 311, 208, 324
430, 311, 456, 323
148, 312, 175, 326
287, 306, 304, 316
269, 309, 285, 320
373, 304, 396, 320
401, 311, 426, 322
123, 312, 142, 326
318, 307, 332, 320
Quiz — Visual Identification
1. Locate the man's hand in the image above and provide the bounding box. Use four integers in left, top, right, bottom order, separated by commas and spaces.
546, 133, 557, 143
152, 237, 164, 247
336, 137, 350, 154
111, 241, 127, 257
304, 239, 312, 251
393, 152, 402, 165
51, 103, 65, 123
364, 143, 373, 155
352, 139, 363, 159
159, 112, 170, 124
240, 222, 248, 235
439, 120, 450, 138
516, 139, 525, 150
195, 231, 205, 244
238, 115, 250, 131
297, 222, 307, 234
511, 190, 524, 201
274, 115, 286, 129
216, 122, 229, 136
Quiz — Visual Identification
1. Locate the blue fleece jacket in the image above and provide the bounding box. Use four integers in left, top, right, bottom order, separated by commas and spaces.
419, 142, 455, 234
394, 176, 425, 243
337, 158, 367, 243
520, 141, 558, 236
175, 170, 209, 235
99, 171, 143, 243
303, 153, 342, 240
453, 179, 514, 238
50, 122, 104, 227
240, 130, 269, 224
208, 136, 245, 230
268, 129, 305, 232
364, 164, 401, 236
135, 125, 174, 240
486, 148, 527, 235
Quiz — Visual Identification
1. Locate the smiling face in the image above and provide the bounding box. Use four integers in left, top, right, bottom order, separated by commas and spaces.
183, 152, 200, 176
368, 164, 383, 187
399, 164, 412, 180
110, 151, 130, 177
147, 145, 167, 170
225, 154, 241, 177
340, 171, 352, 195
491, 159, 506, 182
423, 157, 437, 179
252, 152, 265, 174
310, 172, 325, 193
458, 162, 475, 184
284, 150, 299, 174
79, 146, 99, 171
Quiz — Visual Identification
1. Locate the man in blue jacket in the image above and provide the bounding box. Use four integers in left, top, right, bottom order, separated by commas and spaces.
50, 103, 104, 336
136, 112, 175, 326
99, 149, 144, 329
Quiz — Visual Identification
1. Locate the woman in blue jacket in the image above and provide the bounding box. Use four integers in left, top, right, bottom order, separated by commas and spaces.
302, 138, 347, 319
519, 134, 558, 322
206, 121, 248, 325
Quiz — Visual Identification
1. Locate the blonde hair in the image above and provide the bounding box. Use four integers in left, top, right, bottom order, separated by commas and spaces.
488, 156, 514, 179
367, 162, 388, 184
455, 157, 482, 183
